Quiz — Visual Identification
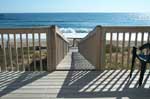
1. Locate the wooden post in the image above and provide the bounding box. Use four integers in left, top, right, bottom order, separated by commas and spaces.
47, 25, 57, 71
1, 34, 7, 71
96, 26, 106, 70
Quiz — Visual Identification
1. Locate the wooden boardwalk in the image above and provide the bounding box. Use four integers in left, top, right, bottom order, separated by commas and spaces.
56, 47, 95, 70
1, 70, 150, 99
1, 49, 150, 99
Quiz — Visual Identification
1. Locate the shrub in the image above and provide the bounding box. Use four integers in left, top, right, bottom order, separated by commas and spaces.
105, 44, 121, 53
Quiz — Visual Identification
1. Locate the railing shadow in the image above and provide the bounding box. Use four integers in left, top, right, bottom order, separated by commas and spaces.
71, 52, 95, 70
0, 71, 49, 97
57, 70, 150, 99
25, 57, 47, 71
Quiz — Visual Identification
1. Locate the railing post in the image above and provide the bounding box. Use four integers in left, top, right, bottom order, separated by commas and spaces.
47, 25, 57, 71
96, 26, 106, 70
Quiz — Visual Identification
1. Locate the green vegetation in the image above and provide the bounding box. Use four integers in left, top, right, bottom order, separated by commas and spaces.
0, 47, 47, 71
104, 44, 143, 70
105, 44, 121, 53
105, 44, 132, 70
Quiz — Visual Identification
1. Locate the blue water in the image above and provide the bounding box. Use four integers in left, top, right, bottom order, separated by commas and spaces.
0, 13, 150, 37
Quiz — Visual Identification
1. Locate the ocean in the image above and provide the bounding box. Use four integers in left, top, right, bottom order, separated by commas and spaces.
0, 13, 150, 38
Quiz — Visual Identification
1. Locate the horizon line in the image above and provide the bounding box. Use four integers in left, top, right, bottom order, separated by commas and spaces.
0, 12, 150, 14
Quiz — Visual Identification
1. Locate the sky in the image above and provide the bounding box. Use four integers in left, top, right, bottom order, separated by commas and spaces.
0, 0, 150, 13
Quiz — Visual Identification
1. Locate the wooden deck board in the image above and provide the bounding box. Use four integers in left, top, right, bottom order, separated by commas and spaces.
1, 70, 150, 99
56, 47, 95, 70
1, 47, 150, 98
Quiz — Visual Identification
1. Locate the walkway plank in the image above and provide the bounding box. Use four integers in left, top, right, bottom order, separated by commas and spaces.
56, 47, 95, 70
1, 70, 150, 99
1, 48, 150, 99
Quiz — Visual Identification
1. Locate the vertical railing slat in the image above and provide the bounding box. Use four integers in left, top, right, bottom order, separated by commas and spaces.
46, 32, 49, 71
127, 32, 131, 68
26, 33, 30, 71
141, 32, 144, 45
38, 32, 43, 71
109, 32, 112, 67
32, 32, 36, 71
122, 32, 125, 68
147, 32, 150, 43
14, 33, 19, 71
135, 32, 138, 47
1, 34, 7, 71
20, 33, 25, 71
116, 32, 119, 65
8, 33, 13, 71
147, 32, 150, 55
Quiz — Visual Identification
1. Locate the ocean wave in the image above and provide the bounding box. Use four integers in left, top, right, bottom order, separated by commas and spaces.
60, 28, 92, 34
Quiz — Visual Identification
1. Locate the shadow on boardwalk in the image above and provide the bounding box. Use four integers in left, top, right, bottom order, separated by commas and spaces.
57, 70, 150, 99
0, 71, 49, 97
71, 52, 95, 70
56, 47, 95, 70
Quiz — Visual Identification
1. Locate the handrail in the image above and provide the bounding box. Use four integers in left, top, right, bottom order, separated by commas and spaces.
79, 26, 104, 70
0, 27, 49, 33
79, 26, 98, 43
0, 25, 69, 72
55, 26, 69, 43
103, 26, 150, 32
79, 26, 150, 70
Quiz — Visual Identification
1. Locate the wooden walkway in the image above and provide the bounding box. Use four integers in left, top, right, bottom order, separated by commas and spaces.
56, 47, 95, 70
1, 70, 150, 99
1, 49, 150, 99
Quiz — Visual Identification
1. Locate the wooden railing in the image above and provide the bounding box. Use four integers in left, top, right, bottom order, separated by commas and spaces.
79, 26, 150, 70
0, 25, 69, 71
